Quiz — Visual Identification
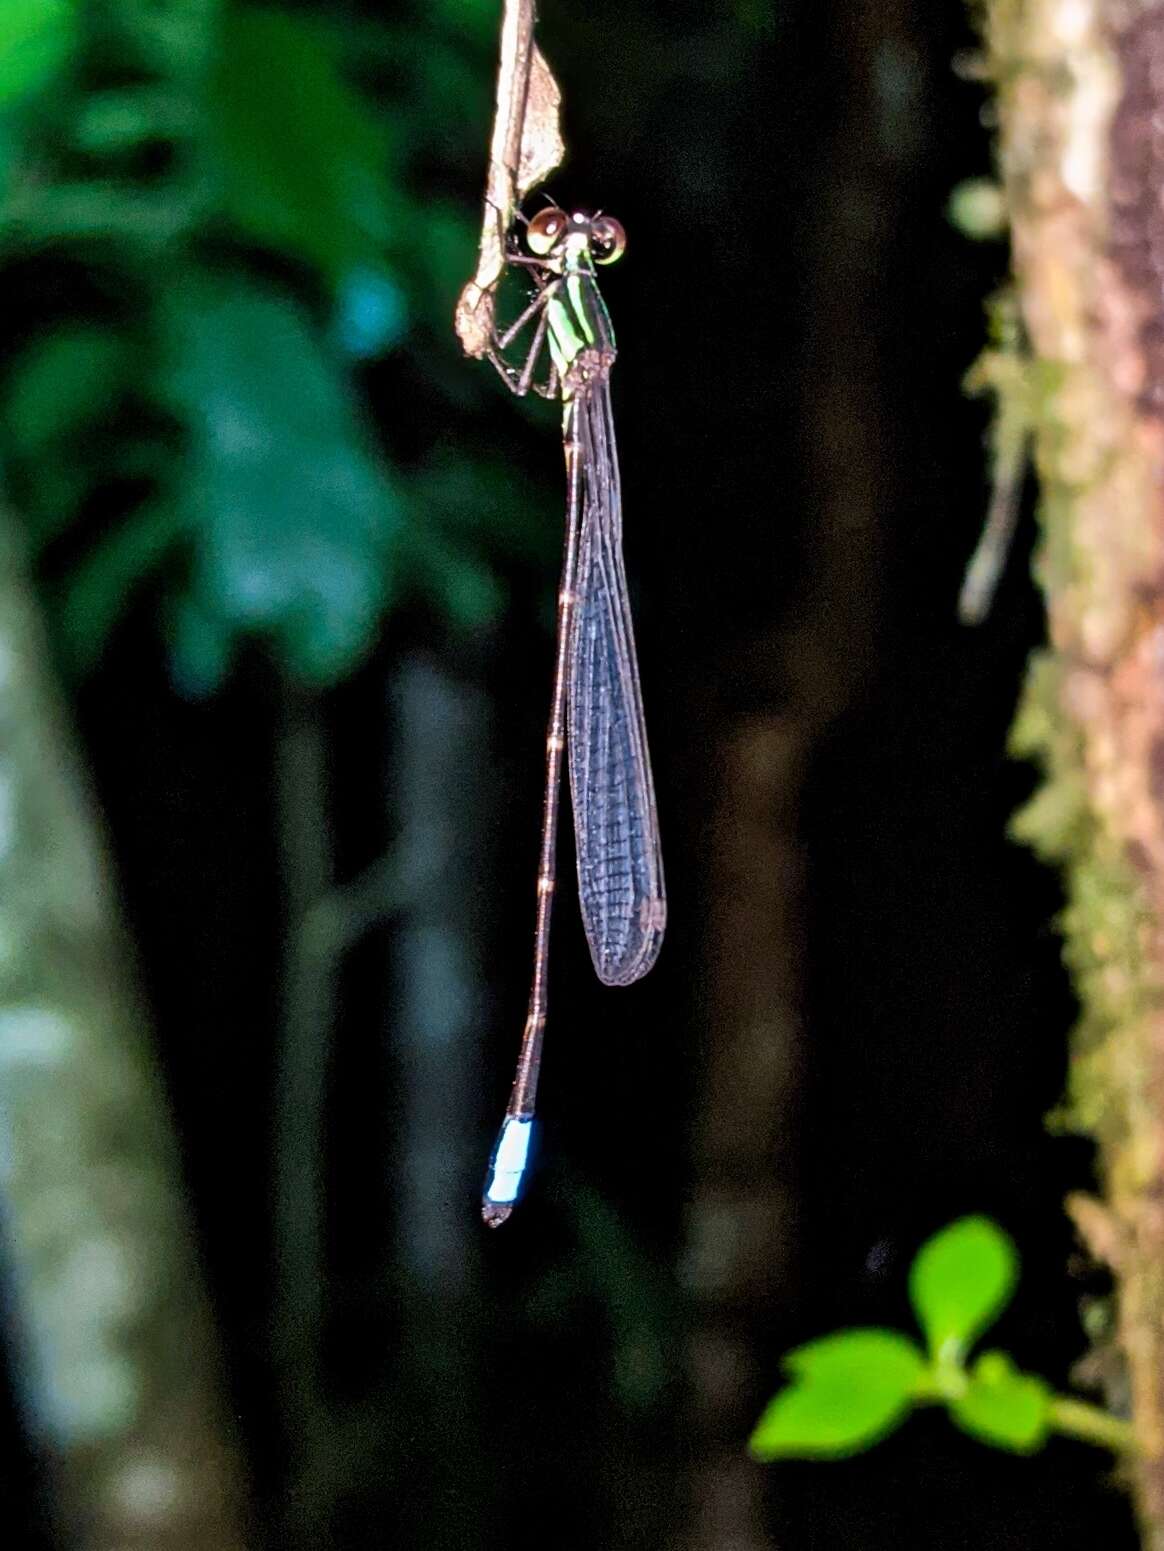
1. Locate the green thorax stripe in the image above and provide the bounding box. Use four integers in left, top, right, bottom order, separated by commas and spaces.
544, 250, 616, 388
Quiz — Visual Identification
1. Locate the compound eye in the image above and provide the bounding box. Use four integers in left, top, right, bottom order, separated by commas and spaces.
590, 215, 626, 265
527, 207, 567, 256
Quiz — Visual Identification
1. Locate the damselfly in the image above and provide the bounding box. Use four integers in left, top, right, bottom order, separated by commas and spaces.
481, 206, 666, 1225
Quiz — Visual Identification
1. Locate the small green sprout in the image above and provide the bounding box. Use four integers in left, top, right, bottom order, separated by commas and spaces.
749, 1216, 1134, 1462
947, 178, 1008, 240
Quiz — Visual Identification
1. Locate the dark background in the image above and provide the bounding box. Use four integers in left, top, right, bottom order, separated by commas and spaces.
0, 0, 1141, 1546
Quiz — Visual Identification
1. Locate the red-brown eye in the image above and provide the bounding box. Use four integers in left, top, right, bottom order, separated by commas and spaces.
590, 215, 626, 265
527, 207, 567, 256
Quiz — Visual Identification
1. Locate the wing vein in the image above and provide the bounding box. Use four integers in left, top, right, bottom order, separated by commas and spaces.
567, 378, 665, 985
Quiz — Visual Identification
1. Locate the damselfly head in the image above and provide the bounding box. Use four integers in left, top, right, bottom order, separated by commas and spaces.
526, 206, 569, 255
525, 206, 627, 265
588, 214, 626, 266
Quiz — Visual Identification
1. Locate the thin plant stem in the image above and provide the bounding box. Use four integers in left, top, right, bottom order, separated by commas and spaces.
454, 0, 564, 357
1047, 1395, 1137, 1454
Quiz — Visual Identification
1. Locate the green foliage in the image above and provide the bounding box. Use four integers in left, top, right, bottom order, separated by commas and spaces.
750, 1330, 924, 1459
0, 0, 545, 687
0, 0, 73, 110
4, 327, 128, 468
429, 0, 499, 45
908, 1214, 1017, 1363
61, 502, 185, 673
0, 0, 75, 206
748, 1216, 1129, 1463
3, 327, 139, 556
947, 178, 1007, 241
950, 1350, 1050, 1452
209, 5, 395, 285
163, 273, 402, 690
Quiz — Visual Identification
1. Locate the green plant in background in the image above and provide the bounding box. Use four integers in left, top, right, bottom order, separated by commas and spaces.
0, 0, 552, 690
749, 1216, 1134, 1461
0, 0, 72, 113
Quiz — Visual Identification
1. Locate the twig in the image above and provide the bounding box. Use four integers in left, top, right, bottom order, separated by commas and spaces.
271, 685, 422, 1547
271, 685, 333, 1549
958, 294, 1031, 626
454, 0, 564, 358
1048, 1395, 1137, 1455
957, 422, 1030, 625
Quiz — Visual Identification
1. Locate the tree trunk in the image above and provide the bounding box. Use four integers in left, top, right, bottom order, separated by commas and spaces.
986, 1, 1164, 1542
272, 684, 335, 1551
382, 651, 492, 1548
682, 717, 809, 1551
0, 513, 251, 1549
678, 0, 913, 1538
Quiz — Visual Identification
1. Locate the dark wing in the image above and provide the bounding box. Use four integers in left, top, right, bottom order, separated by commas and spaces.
566, 380, 666, 986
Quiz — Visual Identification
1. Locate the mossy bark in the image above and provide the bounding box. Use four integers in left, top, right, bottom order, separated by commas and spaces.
985, 0, 1164, 1539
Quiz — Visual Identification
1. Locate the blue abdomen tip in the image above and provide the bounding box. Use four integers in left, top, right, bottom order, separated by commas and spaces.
482, 1116, 534, 1225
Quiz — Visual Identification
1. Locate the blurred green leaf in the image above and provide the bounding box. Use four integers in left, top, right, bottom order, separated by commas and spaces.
165, 271, 402, 690
418, 535, 502, 630
733, 0, 779, 39
393, 448, 566, 632
0, 0, 73, 109
0, 325, 138, 550
748, 1329, 925, 1460
4, 327, 129, 456
950, 1350, 1051, 1453
167, 591, 234, 698
947, 178, 1007, 241
368, 23, 492, 159
909, 1216, 1018, 1362
333, 265, 408, 359
428, 0, 499, 46
0, 0, 545, 678
209, 5, 395, 282
418, 201, 481, 322
59, 501, 185, 672
413, 451, 554, 566
72, 87, 186, 156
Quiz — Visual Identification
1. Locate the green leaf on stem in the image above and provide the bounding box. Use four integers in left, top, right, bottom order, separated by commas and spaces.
749, 1328, 925, 1460
909, 1215, 1017, 1362
950, 1350, 1050, 1453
